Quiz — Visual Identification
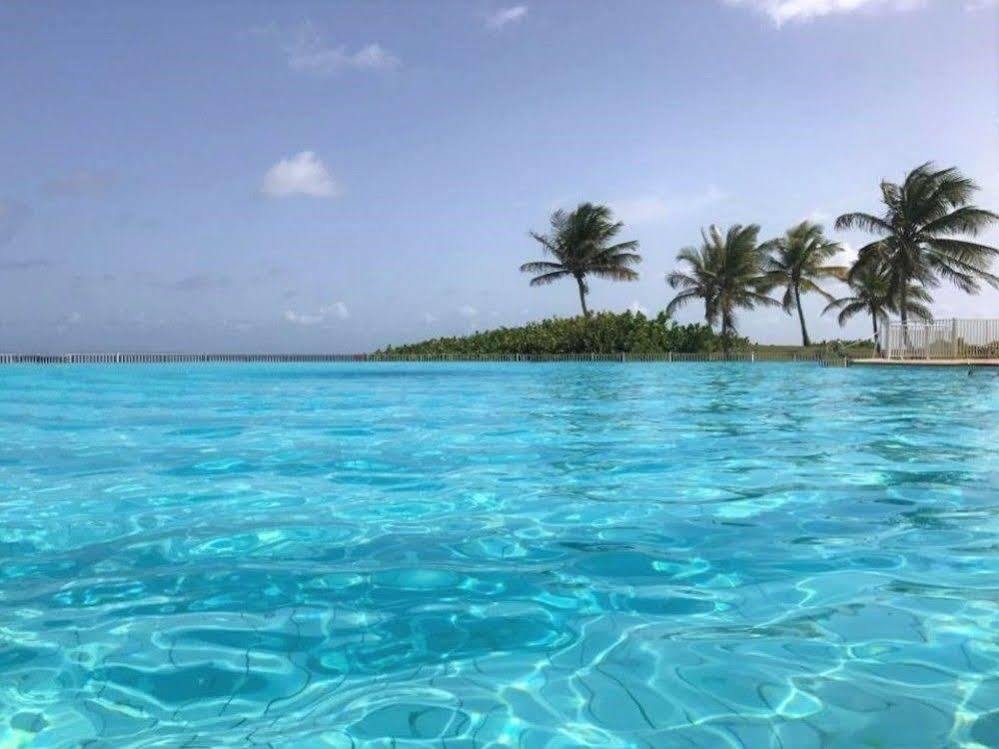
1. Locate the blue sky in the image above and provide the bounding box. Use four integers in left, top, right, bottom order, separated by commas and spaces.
1, 0, 997, 352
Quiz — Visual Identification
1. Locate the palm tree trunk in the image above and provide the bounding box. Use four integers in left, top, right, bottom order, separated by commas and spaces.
721, 311, 733, 357
872, 311, 881, 357
794, 284, 810, 347
575, 275, 589, 317
899, 286, 910, 350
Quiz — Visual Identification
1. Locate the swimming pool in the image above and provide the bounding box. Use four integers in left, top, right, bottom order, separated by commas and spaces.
0, 363, 996, 747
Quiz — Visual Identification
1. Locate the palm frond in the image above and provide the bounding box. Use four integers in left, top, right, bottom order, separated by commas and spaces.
835, 212, 892, 234
920, 206, 998, 237
589, 267, 640, 282
666, 271, 699, 290
834, 300, 868, 326
527, 270, 571, 287
665, 289, 704, 316
520, 261, 565, 274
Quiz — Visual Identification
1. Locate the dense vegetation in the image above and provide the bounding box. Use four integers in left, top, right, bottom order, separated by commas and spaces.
379, 311, 743, 356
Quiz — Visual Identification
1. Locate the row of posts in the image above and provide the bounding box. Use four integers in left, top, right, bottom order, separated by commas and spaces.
0, 351, 847, 365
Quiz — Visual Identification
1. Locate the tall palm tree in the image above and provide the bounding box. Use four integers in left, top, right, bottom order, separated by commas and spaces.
520, 203, 641, 317
666, 224, 778, 349
761, 221, 847, 346
823, 266, 932, 356
835, 162, 999, 329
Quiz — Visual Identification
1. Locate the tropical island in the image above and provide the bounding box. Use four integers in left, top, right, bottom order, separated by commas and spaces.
383, 162, 996, 359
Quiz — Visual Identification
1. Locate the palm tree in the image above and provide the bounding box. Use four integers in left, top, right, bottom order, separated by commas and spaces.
666, 224, 779, 350
520, 202, 641, 317
835, 162, 999, 330
823, 266, 932, 356
761, 221, 847, 346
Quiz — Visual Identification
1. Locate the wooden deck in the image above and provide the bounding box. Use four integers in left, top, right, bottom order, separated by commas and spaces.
851, 358, 999, 367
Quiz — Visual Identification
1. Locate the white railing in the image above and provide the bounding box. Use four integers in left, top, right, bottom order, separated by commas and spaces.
0, 350, 839, 365
882, 318, 999, 360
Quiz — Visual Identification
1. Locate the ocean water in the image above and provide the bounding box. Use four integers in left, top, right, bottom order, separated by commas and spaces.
0, 363, 996, 748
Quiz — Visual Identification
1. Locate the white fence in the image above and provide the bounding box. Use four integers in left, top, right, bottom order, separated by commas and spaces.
882, 318, 999, 360
0, 350, 834, 365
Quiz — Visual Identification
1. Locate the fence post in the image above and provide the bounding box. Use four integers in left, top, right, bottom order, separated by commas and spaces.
951, 318, 958, 359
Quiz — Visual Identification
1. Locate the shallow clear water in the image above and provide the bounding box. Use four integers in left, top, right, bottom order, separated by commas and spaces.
0, 363, 996, 748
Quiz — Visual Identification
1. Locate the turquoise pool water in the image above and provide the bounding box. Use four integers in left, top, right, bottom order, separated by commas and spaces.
0, 363, 996, 748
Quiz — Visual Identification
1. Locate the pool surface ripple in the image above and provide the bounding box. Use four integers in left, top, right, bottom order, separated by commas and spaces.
0, 363, 996, 747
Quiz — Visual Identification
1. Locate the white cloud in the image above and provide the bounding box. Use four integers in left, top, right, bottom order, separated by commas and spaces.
838, 239, 858, 266
458, 305, 479, 318
261, 151, 339, 198
283, 301, 350, 326
486, 5, 528, 30
611, 186, 726, 225
286, 22, 399, 74
724, 0, 926, 25
628, 300, 649, 315
423, 312, 439, 324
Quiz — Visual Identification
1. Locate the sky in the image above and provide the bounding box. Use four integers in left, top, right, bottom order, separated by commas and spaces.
0, 0, 997, 353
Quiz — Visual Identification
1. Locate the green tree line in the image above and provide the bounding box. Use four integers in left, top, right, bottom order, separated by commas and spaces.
381, 312, 741, 356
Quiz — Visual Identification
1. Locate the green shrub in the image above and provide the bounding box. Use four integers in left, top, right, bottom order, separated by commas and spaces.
378, 311, 744, 356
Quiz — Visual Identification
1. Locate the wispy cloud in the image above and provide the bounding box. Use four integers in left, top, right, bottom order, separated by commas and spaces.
458, 304, 479, 318
284, 310, 324, 326
284, 21, 399, 75
486, 5, 528, 30
149, 274, 231, 292
284, 301, 350, 326
261, 151, 340, 198
0, 258, 49, 271
610, 186, 726, 225
43, 171, 114, 197
723, 0, 927, 25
